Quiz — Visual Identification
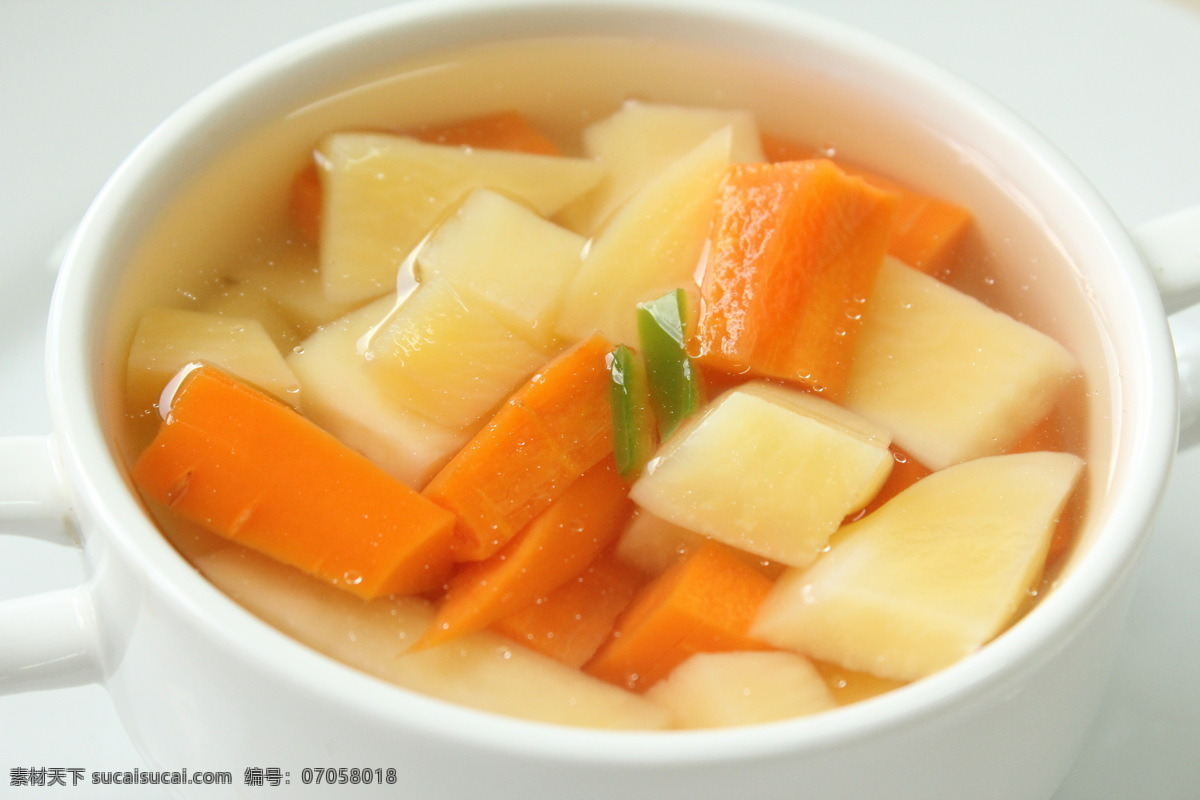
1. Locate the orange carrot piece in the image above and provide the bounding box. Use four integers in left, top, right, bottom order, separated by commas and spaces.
412, 110, 562, 156
418, 457, 633, 649
696, 160, 899, 399
584, 540, 776, 692
423, 335, 614, 561
132, 365, 456, 599
850, 167, 971, 278
763, 133, 969, 277
761, 133, 972, 277
287, 160, 323, 245
491, 552, 645, 668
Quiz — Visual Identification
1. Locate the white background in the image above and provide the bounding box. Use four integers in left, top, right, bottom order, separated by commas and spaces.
1, 0, 1199, 797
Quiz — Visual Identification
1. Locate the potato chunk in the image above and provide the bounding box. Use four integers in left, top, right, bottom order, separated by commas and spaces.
287, 296, 468, 488
629, 382, 893, 568
318, 133, 602, 304
127, 308, 299, 412
844, 257, 1080, 470
363, 278, 552, 431
559, 101, 764, 234
751, 451, 1084, 682
554, 129, 731, 346
415, 188, 585, 349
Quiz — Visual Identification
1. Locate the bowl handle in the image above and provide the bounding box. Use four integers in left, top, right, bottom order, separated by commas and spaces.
0, 435, 102, 694
1134, 205, 1200, 451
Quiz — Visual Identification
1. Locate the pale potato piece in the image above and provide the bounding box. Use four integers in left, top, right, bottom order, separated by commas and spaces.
197, 547, 671, 730
558, 101, 765, 234
287, 296, 469, 489
416, 188, 585, 349
751, 451, 1084, 682
554, 128, 731, 346
126, 307, 300, 412
844, 257, 1080, 470
630, 382, 893, 569
318, 133, 602, 304
646, 651, 836, 729
363, 278, 553, 430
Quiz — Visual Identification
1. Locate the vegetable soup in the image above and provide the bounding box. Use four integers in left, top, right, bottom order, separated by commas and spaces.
115, 36, 1094, 730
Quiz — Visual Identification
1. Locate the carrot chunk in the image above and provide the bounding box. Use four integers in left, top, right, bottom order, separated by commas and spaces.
849, 168, 971, 278
412, 110, 562, 156
697, 159, 899, 399
584, 540, 775, 692
132, 365, 456, 598
761, 133, 971, 277
491, 552, 645, 668
418, 457, 633, 649
423, 335, 614, 561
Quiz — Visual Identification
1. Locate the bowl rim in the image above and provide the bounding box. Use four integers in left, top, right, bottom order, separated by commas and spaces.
46, 0, 1179, 764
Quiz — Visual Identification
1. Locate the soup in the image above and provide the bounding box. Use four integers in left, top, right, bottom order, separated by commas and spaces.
115, 36, 1091, 730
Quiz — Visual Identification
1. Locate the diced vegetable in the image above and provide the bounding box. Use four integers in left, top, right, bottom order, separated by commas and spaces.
637, 288, 704, 439
126, 308, 300, 413
198, 546, 670, 730
646, 651, 836, 728
856, 168, 972, 278
760, 133, 972, 277
558, 101, 765, 234
363, 277, 552, 431
288, 111, 563, 246
423, 335, 614, 561
607, 344, 657, 479
751, 451, 1084, 682
132, 365, 457, 598
843, 257, 1081, 470
490, 552, 645, 668
418, 457, 632, 649
414, 188, 585, 350
696, 159, 899, 399
287, 295, 470, 488
585, 540, 775, 692
317, 132, 602, 303
630, 382, 893, 569
555, 128, 731, 346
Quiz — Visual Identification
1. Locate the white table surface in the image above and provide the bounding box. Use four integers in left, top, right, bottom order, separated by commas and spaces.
2, 1, 1198, 797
